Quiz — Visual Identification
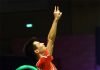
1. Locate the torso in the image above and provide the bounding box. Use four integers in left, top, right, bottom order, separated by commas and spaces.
36, 50, 57, 70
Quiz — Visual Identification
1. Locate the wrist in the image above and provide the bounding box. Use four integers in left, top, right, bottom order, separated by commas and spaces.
54, 18, 59, 21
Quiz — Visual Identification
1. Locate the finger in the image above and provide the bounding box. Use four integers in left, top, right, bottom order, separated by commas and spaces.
60, 12, 62, 15
54, 6, 56, 12
57, 6, 60, 13
56, 6, 58, 11
58, 12, 62, 17
57, 6, 59, 11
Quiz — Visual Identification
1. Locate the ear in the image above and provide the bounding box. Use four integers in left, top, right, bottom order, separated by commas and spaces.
34, 49, 39, 53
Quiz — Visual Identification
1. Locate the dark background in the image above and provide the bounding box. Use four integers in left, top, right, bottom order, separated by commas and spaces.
0, 0, 71, 56
0, 0, 99, 70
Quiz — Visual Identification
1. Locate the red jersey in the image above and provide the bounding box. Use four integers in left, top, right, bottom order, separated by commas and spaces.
36, 50, 57, 70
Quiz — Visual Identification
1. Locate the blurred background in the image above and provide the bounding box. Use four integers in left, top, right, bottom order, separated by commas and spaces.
0, 0, 99, 70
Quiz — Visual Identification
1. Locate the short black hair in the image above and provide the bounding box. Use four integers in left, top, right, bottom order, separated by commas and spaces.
23, 37, 39, 62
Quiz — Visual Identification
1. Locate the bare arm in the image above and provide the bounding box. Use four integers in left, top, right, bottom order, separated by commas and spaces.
47, 6, 62, 55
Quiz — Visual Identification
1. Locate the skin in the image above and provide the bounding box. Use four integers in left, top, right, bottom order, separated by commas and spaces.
33, 6, 62, 58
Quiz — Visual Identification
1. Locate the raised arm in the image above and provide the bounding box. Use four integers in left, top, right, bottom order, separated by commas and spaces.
47, 6, 62, 55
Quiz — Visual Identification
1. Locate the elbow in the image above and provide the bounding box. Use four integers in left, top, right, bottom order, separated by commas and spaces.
48, 37, 52, 41
48, 36, 53, 41
48, 37, 55, 43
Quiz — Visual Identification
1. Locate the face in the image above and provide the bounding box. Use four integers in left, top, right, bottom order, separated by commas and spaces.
33, 41, 46, 53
